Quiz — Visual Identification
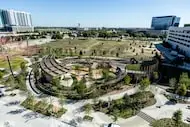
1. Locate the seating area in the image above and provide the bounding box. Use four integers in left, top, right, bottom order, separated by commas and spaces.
39, 55, 69, 77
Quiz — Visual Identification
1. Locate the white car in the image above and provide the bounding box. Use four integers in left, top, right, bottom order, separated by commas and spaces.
0, 90, 4, 97
103, 123, 120, 127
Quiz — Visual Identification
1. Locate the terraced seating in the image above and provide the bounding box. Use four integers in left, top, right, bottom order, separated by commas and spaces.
39, 56, 71, 77
49, 56, 69, 72
28, 69, 41, 95
40, 57, 57, 77
45, 56, 63, 74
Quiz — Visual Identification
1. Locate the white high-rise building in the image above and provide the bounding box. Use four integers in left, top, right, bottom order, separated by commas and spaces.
166, 26, 190, 57
0, 9, 33, 32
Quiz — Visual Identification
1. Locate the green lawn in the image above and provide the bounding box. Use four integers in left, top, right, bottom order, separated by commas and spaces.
0, 56, 27, 71
126, 64, 141, 71
41, 38, 155, 60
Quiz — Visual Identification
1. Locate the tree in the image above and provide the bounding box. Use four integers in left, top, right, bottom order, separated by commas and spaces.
69, 48, 73, 56
59, 95, 65, 108
39, 99, 48, 114
169, 78, 177, 90
139, 78, 150, 91
74, 65, 80, 75
124, 75, 131, 85
153, 72, 159, 80
79, 50, 83, 56
124, 94, 131, 104
0, 71, 3, 80
33, 63, 39, 83
75, 80, 86, 96
93, 97, 98, 104
102, 69, 109, 81
179, 73, 190, 87
26, 92, 35, 107
52, 76, 60, 87
5, 75, 15, 87
83, 103, 92, 115
20, 62, 26, 73
177, 84, 187, 97
116, 52, 119, 57
15, 74, 26, 91
112, 114, 118, 123
102, 50, 106, 56
74, 46, 77, 54
46, 104, 53, 115
172, 110, 182, 126
141, 48, 144, 53
51, 32, 63, 39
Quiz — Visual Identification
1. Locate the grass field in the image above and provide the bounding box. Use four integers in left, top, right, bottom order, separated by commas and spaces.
41, 38, 158, 60
127, 64, 141, 71
0, 56, 27, 71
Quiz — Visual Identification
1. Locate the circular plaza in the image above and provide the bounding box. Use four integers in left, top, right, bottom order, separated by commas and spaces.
32, 55, 131, 99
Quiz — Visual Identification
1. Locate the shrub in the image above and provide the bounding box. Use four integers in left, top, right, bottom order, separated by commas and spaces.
83, 115, 93, 121
124, 75, 131, 85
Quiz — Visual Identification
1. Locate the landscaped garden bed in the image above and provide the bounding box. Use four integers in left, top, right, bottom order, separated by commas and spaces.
83, 115, 93, 121
151, 118, 190, 127
92, 91, 156, 119
21, 96, 67, 118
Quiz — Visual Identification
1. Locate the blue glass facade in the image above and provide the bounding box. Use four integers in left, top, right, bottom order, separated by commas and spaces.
151, 16, 180, 30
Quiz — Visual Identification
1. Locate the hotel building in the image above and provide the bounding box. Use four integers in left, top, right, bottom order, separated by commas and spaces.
166, 26, 190, 57
0, 9, 34, 33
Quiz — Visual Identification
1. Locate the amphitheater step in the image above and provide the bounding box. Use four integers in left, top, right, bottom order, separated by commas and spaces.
28, 71, 42, 95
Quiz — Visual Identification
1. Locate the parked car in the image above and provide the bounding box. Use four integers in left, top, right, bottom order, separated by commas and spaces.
9, 93, 16, 96
0, 90, 4, 97
103, 123, 120, 127
186, 117, 190, 123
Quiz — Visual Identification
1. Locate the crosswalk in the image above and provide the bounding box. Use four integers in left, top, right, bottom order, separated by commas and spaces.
137, 111, 156, 123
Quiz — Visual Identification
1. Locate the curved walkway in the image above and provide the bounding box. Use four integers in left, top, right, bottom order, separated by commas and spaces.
24, 57, 42, 96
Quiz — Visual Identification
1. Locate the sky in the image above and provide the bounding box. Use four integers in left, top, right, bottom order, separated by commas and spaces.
1, 0, 190, 28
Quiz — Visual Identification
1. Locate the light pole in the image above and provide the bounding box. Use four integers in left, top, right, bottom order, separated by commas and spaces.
7, 56, 14, 78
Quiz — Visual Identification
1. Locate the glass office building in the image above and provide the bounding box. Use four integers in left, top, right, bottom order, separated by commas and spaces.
151, 16, 180, 30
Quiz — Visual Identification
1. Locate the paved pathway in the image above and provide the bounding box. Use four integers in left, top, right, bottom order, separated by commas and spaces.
141, 86, 190, 124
